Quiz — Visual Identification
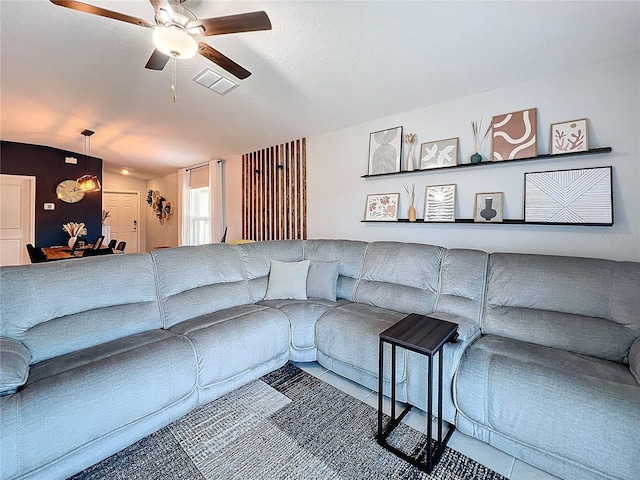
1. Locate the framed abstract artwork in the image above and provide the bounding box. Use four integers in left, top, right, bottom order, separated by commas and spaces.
368, 126, 403, 175
550, 119, 589, 155
492, 108, 538, 161
474, 192, 504, 223
364, 193, 400, 221
419, 137, 458, 170
424, 184, 456, 222
524, 166, 613, 225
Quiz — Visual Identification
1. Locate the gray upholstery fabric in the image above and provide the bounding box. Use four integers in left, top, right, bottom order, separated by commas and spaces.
455, 335, 640, 480
0, 253, 161, 363
316, 302, 407, 399
259, 298, 349, 362
354, 242, 444, 315
0, 330, 197, 479
303, 239, 368, 300
630, 336, 640, 384
236, 240, 304, 301
169, 305, 290, 393
0, 337, 30, 396
405, 311, 482, 424
152, 244, 253, 328
306, 261, 340, 301
484, 253, 640, 361
434, 249, 488, 323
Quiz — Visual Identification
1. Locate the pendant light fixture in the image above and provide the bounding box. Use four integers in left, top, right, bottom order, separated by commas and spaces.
75, 129, 101, 193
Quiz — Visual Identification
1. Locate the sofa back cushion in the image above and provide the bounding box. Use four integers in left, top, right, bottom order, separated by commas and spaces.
0, 253, 161, 364
236, 240, 304, 302
153, 244, 253, 328
485, 253, 640, 362
435, 248, 489, 323
354, 242, 445, 315
303, 239, 367, 300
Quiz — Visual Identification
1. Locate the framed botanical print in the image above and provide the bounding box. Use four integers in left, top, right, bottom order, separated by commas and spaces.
549, 119, 588, 154
492, 108, 538, 161
368, 127, 403, 175
474, 192, 504, 222
424, 184, 456, 222
365, 193, 400, 221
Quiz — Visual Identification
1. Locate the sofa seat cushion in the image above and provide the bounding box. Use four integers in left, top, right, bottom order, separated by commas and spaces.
169, 305, 290, 388
455, 335, 640, 480
259, 299, 350, 362
316, 302, 407, 383
1, 330, 197, 479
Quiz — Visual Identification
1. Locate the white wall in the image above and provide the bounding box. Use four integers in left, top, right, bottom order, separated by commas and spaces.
303, 52, 639, 261
146, 172, 179, 251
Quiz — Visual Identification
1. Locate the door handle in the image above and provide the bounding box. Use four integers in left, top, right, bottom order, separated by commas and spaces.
133, 219, 137, 231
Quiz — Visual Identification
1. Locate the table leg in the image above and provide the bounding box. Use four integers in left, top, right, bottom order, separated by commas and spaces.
391, 343, 396, 422
378, 339, 384, 439
427, 352, 433, 472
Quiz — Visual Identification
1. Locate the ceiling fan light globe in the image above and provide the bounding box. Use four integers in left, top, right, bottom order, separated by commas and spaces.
153, 27, 197, 59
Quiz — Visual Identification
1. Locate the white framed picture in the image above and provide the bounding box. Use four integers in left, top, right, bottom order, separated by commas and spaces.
549, 118, 588, 155
368, 127, 403, 175
474, 192, 504, 222
364, 193, 399, 221
424, 184, 456, 222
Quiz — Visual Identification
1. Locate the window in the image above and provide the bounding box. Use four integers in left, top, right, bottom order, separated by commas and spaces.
189, 186, 210, 245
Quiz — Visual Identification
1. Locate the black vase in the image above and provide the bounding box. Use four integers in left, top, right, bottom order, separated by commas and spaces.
480, 198, 497, 221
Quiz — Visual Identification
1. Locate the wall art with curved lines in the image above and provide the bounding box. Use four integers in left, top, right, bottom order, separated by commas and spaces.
492, 108, 538, 161
368, 126, 403, 175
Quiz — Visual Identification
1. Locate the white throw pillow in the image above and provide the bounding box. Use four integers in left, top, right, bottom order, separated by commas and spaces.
264, 259, 310, 300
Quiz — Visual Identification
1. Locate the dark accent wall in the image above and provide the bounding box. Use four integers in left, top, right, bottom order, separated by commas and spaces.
1, 141, 103, 247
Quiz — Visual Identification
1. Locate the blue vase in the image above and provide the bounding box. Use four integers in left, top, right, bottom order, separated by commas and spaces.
470, 153, 482, 164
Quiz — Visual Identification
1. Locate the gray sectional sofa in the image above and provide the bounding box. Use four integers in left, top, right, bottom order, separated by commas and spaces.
1, 240, 638, 480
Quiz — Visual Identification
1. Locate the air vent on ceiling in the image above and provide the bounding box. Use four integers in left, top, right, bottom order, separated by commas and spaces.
193, 68, 239, 96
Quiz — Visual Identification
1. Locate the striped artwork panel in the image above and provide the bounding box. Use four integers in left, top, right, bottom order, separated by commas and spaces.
524, 166, 613, 224
242, 139, 307, 240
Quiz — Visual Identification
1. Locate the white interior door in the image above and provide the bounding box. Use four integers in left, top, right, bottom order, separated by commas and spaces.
104, 191, 139, 253
0, 174, 35, 265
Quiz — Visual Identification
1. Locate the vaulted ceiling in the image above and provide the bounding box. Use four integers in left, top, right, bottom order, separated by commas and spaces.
1, 1, 638, 179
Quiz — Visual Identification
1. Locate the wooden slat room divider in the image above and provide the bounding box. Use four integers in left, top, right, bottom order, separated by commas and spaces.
242, 138, 306, 241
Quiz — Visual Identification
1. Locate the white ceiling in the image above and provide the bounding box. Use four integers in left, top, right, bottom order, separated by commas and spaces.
1, 1, 638, 179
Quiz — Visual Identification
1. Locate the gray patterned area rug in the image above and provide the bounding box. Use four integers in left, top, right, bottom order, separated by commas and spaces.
70, 363, 506, 480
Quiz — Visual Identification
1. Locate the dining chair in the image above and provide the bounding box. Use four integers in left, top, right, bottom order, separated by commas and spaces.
26, 244, 47, 263
107, 239, 117, 249
82, 248, 113, 257
115, 241, 126, 252
91, 235, 105, 250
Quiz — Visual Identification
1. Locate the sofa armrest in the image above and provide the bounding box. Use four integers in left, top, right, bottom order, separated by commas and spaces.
0, 337, 31, 396
428, 311, 481, 346
630, 336, 640, 385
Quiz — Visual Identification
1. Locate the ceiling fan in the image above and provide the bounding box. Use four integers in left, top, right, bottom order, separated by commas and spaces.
50, 0, 272, 79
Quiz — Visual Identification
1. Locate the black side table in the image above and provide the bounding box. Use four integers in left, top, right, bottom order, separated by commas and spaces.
376, 313, 458, 473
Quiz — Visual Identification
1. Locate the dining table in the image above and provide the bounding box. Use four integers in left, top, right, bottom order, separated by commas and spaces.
41, 245, 117, 261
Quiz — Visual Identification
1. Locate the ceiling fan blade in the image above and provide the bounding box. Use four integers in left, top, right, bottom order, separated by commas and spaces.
149, 0, 172, 13
195, 11, 272, 36
50, 0, 154, 28
197, 43, 251, 80
145, 50, 170, 70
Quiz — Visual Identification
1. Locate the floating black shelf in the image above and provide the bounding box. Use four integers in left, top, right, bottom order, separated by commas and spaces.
361, 147, 612, 178
361, 218, 613, 227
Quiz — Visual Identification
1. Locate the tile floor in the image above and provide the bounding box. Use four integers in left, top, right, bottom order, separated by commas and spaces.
292, 361, 560, 480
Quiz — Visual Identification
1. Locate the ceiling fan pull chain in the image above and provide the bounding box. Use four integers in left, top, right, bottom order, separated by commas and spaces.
171, 57, 177, 103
